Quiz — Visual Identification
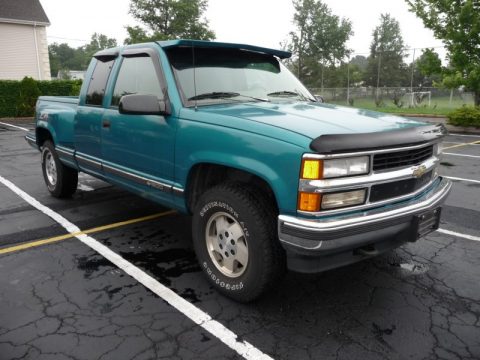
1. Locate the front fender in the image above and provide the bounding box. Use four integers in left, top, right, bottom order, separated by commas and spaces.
175, 121, 306, 215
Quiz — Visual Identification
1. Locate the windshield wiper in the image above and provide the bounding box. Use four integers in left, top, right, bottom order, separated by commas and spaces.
235, 94, 269, 102
188, 92, 269, 103
267, 90, 300, 97
267, 90, 316, 102
188, 92, 240, 101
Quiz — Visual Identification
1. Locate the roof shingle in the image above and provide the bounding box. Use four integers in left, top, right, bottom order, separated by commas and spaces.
0, 0, 50, 25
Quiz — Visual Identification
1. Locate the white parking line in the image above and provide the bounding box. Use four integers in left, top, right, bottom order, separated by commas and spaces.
438, 229, 480, 242
444, 176, 480, 184
0, 174, 273, 360
444, 141, 480, 145
0, 121, 29, 132
77, 183, 95, 192
449, 133, 480, 138
444, 152, 480, 159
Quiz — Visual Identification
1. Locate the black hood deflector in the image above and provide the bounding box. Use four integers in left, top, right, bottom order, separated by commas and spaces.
310, 124, 447, 154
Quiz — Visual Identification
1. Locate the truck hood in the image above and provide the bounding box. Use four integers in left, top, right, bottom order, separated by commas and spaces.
196, 101, 426, 140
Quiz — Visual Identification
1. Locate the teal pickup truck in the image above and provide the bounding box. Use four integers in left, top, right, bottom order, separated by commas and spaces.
26, 40, 452, 302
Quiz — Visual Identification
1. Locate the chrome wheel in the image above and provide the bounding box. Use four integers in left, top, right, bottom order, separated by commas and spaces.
45, 150, 57, 186
205, 212, 248, 278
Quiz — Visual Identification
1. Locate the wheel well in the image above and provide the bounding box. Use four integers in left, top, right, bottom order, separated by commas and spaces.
185, 163, 278, 214
36, 128, 53, 147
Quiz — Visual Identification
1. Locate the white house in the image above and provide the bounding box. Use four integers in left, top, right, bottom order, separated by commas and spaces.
57, 70, 86, 80
0, 0, 51, 80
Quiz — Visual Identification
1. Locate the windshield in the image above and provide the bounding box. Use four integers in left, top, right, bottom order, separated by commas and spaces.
165, 46, 316, 106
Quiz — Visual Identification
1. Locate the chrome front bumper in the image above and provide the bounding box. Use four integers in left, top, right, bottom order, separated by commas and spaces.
278, 177, 452, 254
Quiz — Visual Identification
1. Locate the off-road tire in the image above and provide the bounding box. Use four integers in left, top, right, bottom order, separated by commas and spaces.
192, 182, 285, 302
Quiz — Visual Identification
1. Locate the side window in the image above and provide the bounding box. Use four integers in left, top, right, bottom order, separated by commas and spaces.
85, 58, 114, 106
111, 56, 163, 107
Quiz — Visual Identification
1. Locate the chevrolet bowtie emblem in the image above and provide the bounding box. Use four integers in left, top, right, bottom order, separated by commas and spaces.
412, 165, 427, 178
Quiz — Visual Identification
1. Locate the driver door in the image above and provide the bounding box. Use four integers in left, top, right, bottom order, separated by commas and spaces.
101, 48, 175, 203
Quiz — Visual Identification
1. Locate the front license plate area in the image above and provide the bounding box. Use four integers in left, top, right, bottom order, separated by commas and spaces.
413, 207, 442, 240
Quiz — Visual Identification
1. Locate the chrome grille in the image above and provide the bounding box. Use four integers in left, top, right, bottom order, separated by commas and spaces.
369, 170, 433, 202
373, 145, 433, 171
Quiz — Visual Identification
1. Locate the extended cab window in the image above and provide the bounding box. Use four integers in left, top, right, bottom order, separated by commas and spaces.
111, 56, 163, 107
85, 58, 114, 106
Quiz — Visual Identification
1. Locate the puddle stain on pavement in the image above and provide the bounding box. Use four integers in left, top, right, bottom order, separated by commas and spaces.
75, 246, 202, 304
119, 248, 201, 287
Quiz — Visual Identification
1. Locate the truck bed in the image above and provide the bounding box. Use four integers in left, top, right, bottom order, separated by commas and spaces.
35, 96, 79, 149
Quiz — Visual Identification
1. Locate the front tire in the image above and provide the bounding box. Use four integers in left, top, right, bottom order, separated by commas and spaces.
41, 141, 78, 198
192, 183, 285, 302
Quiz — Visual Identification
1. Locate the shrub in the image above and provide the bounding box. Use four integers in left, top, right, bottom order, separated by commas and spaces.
0, 78, 82, 118
447, 106, 480, 128
0, 80, 21, 117
16, 77, 41, 117
37, 79, 82, 96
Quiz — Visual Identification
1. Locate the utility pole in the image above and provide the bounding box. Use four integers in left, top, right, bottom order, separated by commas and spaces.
347, 57, 350, 105
410, 48, 416, 93
376, 52, 382, 100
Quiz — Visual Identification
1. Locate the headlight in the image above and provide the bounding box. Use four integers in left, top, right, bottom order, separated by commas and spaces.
301, 156, 369, 180
433, 143, 443, 156
297, 188, 367, 212
323, 156, 370, 178
321, 189, 367, 210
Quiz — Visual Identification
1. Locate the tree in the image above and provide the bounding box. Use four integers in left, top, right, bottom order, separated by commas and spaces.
48, 43, 84, 77
415, 48, 443, 86
84, 33, 117, 58
124, 26, 157, 44
416, 48, 442, 77
126, 0, 215, 44
350, 55, 368, 72
48, 33, 117, 76
365, 14, 408, 88
406, 0, 480, 105
288, 0, 353, 87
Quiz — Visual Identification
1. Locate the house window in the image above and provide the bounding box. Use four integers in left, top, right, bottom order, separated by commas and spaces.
111, 56, 163, 107
85, 59, 115, 106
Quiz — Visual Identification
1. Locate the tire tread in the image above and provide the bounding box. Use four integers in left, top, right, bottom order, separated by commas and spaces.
193, 181, 285, 302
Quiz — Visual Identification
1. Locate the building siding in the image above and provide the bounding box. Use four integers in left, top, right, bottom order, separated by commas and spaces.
0, 22, 51, 80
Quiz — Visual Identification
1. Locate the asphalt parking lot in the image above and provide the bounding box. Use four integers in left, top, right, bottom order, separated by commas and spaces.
0, 121, 479, 360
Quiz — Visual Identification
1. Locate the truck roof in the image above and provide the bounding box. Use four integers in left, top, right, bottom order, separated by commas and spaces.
93, 40, 292, 60
158, 40, 292, 59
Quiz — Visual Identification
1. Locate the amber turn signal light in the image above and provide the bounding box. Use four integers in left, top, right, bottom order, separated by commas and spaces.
301, 159, 323, 180
298, 192, 321, 212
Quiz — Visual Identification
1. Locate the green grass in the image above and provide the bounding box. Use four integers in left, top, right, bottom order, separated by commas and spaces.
329, 96, 473, 116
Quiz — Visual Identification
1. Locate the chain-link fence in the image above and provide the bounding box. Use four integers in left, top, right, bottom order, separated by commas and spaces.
310, 87, 475, 110
299, 46, 477, 112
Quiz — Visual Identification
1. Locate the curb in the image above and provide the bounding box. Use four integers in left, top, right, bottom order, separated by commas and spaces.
406, 116, 480, 136
442, 124, 480, 136
0, 117, 34, 124
396, 114, 448, 118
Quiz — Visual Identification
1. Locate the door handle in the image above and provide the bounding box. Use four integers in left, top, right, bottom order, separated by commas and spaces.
102, 119, 111, 128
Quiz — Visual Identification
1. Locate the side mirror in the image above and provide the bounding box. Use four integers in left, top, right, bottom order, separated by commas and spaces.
119, 94, 171, 116
314, 95, 325, 103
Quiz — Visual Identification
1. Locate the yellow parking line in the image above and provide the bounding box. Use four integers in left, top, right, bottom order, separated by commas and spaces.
443, 140, 480, 150
0, 210, 176, 255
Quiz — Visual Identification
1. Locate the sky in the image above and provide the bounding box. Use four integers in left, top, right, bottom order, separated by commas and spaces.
39, 0, 446, 61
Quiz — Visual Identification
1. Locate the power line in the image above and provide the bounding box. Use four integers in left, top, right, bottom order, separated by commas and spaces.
47, 35, 88, 42
348, 45, 446, 57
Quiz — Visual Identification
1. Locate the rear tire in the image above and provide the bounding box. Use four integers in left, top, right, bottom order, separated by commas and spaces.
41, 141, 78, 198
192, 182, 285, 302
